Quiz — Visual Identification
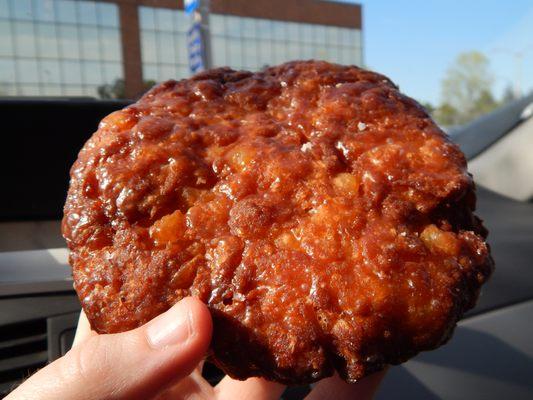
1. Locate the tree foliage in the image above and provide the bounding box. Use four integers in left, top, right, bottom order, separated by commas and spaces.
435, 51, 499, 126
98, 79, 156, 99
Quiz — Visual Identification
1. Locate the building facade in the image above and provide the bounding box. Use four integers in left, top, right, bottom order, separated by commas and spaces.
0, 0, 363, 98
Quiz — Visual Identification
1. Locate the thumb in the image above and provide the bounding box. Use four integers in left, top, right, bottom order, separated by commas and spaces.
7, 297, 212, 400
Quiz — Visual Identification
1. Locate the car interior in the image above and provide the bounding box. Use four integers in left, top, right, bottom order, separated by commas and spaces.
1, 96, 533, 398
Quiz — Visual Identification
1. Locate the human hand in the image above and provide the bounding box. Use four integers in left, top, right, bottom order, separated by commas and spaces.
7, 297, 385, 400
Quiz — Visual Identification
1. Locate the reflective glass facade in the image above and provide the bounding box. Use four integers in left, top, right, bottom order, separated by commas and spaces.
210, 14, 363, 71
0, 0, 122, 96
1, 1, 363, 98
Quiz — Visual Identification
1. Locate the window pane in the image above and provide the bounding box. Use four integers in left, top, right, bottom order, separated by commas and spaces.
241, 17, 255, 38
286, 22, 298, 39
174, 10, 188, 33
256, 39, 271, 68
11, 0, 33, 21
14, 21, 36, 57
79, 26, 99, 60
77, 1, 98, 26
300, 24, 313, 43
58, 24, 80, 59
56, 0, 77, 24
82, 60, 103, 84
20, 84, 41, 95
242, 38, 256, 69
143, 63, 158, 81
212, 35, 226, 66
227, 38, 242, 67
0, 0, 10, 19
272, 22, 285, 41
33, 0, 55, 22
156, 9, 173, 32
157, 32, 175, 63
39, 59, 61, 83
225, 15, 240, 37
158, 64, 176, 81
18, 59, 39, 83
0, 59, 16, 82
139, 7, 155, 30
0, 83, 17, 95
100, 28, 121, 61
97, 3, 118, 27
175, 33, 187, 64
102, 61, 121, 82
176, 66, 189, 80
36, 22, 59, 58
210, 14, 225, 35
256, 19, 271, 40
141, 31, 157, 63
313, 25, 326, 44
62, 60, 81, 84
41, 83, 63, 95
0, 21, 14, 56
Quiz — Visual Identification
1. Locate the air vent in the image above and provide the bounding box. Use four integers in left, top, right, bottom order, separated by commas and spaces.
0, 319, 48, 396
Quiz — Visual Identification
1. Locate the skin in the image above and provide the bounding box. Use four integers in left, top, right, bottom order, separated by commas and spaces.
6, 297, 385, 400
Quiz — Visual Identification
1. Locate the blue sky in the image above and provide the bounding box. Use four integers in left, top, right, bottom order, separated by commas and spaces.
334, 0, 533, 105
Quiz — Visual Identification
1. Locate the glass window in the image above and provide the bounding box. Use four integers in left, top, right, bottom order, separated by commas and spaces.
19, 84, 41, 95
100, 28, 121, 61
36, 22, 58, 58
156, 9, 174, 32
39, 59, 61, 83
141, 30, 157, 63
41, 83, 63, 95
62, 84, 84, 96
256, 39, 272, 69
79, 26, 99, 60
102, 61, 121, 82
313, 25, 326, 44
97, 3, 118, 27
174, 10, 188, 33
286, 22, 298, 40
33, 0, 55, 22
176, 66, 189, 80
11, 0, 33, 21
287, 41, 298, 60
271, 21, 285, 41
81, 60, 102, 84
157, 32, 175, 63
158, 64, 176, 81
300, 24, 313, 43
0, 0, 10, 19
18, 58, 39, 83
58, 24, 80, 59
62, 59, 81, 84
212, 35, 227, 66
242, 38, 256, 68
210, 14, 225, 35
272, 41, 286, 65
143, 63, 158, 81
139, 7, 155, 30
225, 15, 240, 38
241, 17, 255, 38
0, 59, 16, 82
227, 38, 242, 66
256, 19, 271, 40
14, 21, 36, 57
301, 43, 313, 60
56, 0, 77, 24
0, 21, 14, 57
77, 1, 98, 26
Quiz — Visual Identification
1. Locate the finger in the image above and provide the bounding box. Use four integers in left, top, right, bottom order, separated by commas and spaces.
305, 370, 387, 400
6, 297, 212, 400
215, 376, 286, 400
72, 311, 96, 347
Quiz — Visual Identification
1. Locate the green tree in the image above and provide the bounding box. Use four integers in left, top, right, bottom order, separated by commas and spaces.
501, 84, 516, 104
98, 79, 156, 99
420, 101, 435, 115
434, 103, 460, 126
438, 51, 498, 126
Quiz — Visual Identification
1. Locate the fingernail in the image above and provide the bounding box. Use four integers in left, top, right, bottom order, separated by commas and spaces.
146, 300, 193, 349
